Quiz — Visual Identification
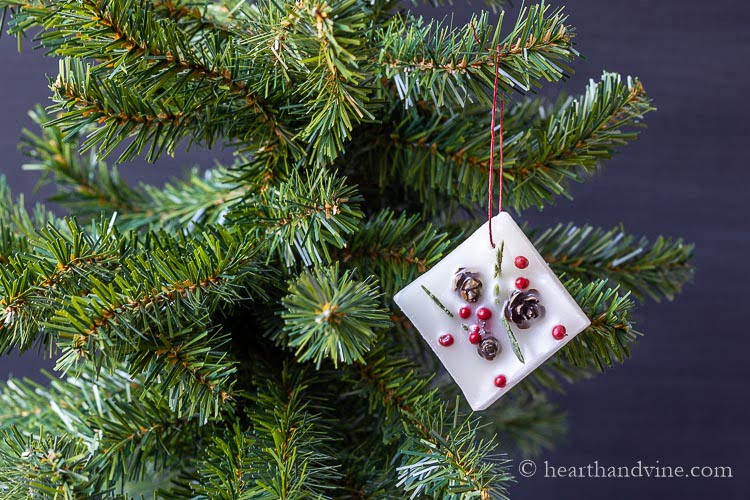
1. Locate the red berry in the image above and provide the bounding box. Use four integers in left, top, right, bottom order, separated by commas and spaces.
515, 277, 530, 290
551, 325, 567, 340
469, 324, 481, 334
476, 307, 492, 320
459, 306, 471, 319
438, 334, 454, 346
468, 332, 482, 344
494, 375, 507, 388
514, 256, 529, 269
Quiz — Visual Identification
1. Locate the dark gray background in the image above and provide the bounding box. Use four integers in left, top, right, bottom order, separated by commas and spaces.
1, 1, 748, 498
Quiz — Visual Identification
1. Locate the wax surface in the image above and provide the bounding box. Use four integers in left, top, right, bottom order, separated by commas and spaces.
394, 212, 590, 410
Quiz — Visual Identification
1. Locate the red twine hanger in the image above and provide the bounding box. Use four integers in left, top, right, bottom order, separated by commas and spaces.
487, 46, 504, 248
471, 23, 505, 248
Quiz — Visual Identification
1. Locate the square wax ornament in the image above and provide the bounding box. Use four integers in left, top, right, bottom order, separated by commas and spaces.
394, 212, 590, 410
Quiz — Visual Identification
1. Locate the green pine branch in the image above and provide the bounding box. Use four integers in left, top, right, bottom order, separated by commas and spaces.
0, 368, 204, 496
0, 209, 266, 418
190, 364, 341, 499
22, 107, 284, 233
243, 365, 342, 498
561, 278, 639, 371
325, 401, 401, 497
0, 216, 125, 352
2, 0, 296, 163
231, 167, 364, 267
331, 210, 452, 296
131, 167, 250, 231
372, 71, 653, 213
0, 427, 100, 499
280, 264, 391, 368
533, 222, 694, 301
187, 422, 252, 499
348, 345, 513, 499
504, 73, 653, 210
45, 226, 265, 374
377, 6, 577, 110
283, 0, 378, 163
49, 57, 274, 163
21, 106, 144, 215
121, 316, 239, 421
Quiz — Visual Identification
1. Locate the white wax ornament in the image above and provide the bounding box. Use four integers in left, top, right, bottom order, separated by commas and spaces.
394, 212, 590, 411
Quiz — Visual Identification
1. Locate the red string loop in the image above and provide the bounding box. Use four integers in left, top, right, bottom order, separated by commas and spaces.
469, 22, 505, 248
487, 46, 504, 248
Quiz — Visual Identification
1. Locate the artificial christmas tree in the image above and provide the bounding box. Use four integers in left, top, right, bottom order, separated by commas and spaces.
0, 1, 693, 497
